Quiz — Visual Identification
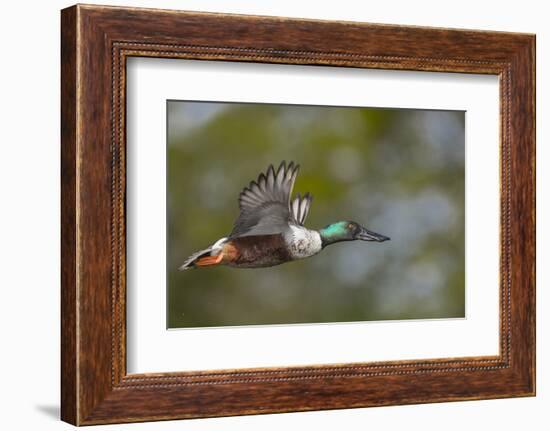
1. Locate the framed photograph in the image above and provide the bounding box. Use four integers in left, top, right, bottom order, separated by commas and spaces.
61, 4, 535, 425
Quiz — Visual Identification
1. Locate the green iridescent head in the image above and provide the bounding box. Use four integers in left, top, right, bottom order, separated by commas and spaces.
319, 221, 390, 248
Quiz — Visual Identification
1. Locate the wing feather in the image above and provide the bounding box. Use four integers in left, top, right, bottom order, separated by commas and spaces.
290, 192, 313, 226
231, 161, 302, 237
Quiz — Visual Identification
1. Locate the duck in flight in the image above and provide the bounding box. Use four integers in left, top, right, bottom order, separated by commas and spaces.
179, 161, 390, 270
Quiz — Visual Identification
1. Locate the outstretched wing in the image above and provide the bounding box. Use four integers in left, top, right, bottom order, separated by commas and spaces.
290, 192, 313, 226
230, 161, 300, 238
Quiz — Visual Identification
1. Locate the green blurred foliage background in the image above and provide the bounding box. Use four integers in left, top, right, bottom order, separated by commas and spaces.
167, 101, 465, 328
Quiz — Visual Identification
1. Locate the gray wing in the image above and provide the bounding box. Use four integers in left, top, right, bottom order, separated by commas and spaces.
290, 192, 313, 226
230, 161, 300, 238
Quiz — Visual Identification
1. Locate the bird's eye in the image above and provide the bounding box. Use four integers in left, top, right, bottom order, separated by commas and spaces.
348, 223, 354, 229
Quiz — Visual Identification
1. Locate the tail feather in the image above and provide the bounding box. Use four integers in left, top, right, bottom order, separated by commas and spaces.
178, 237, 228, 271
195, 254, 223, 267
178, 247, 213, 271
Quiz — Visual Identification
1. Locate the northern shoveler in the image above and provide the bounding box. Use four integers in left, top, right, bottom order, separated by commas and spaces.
179, 161, 390, 270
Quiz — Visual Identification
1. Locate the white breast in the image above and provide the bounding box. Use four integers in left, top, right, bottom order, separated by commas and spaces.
286, 226, 323, 259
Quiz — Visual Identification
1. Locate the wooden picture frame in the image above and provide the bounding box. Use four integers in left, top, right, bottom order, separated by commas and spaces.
61, 4, 535, 425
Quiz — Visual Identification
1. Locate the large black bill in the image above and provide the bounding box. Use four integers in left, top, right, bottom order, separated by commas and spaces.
357, 227, 390, 242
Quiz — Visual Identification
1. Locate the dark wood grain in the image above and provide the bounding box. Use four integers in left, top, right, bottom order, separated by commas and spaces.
60, 6, 78, 425
61, 4, 535, 425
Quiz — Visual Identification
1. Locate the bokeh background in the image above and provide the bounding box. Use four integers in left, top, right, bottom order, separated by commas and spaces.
167, 101, 465, 328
